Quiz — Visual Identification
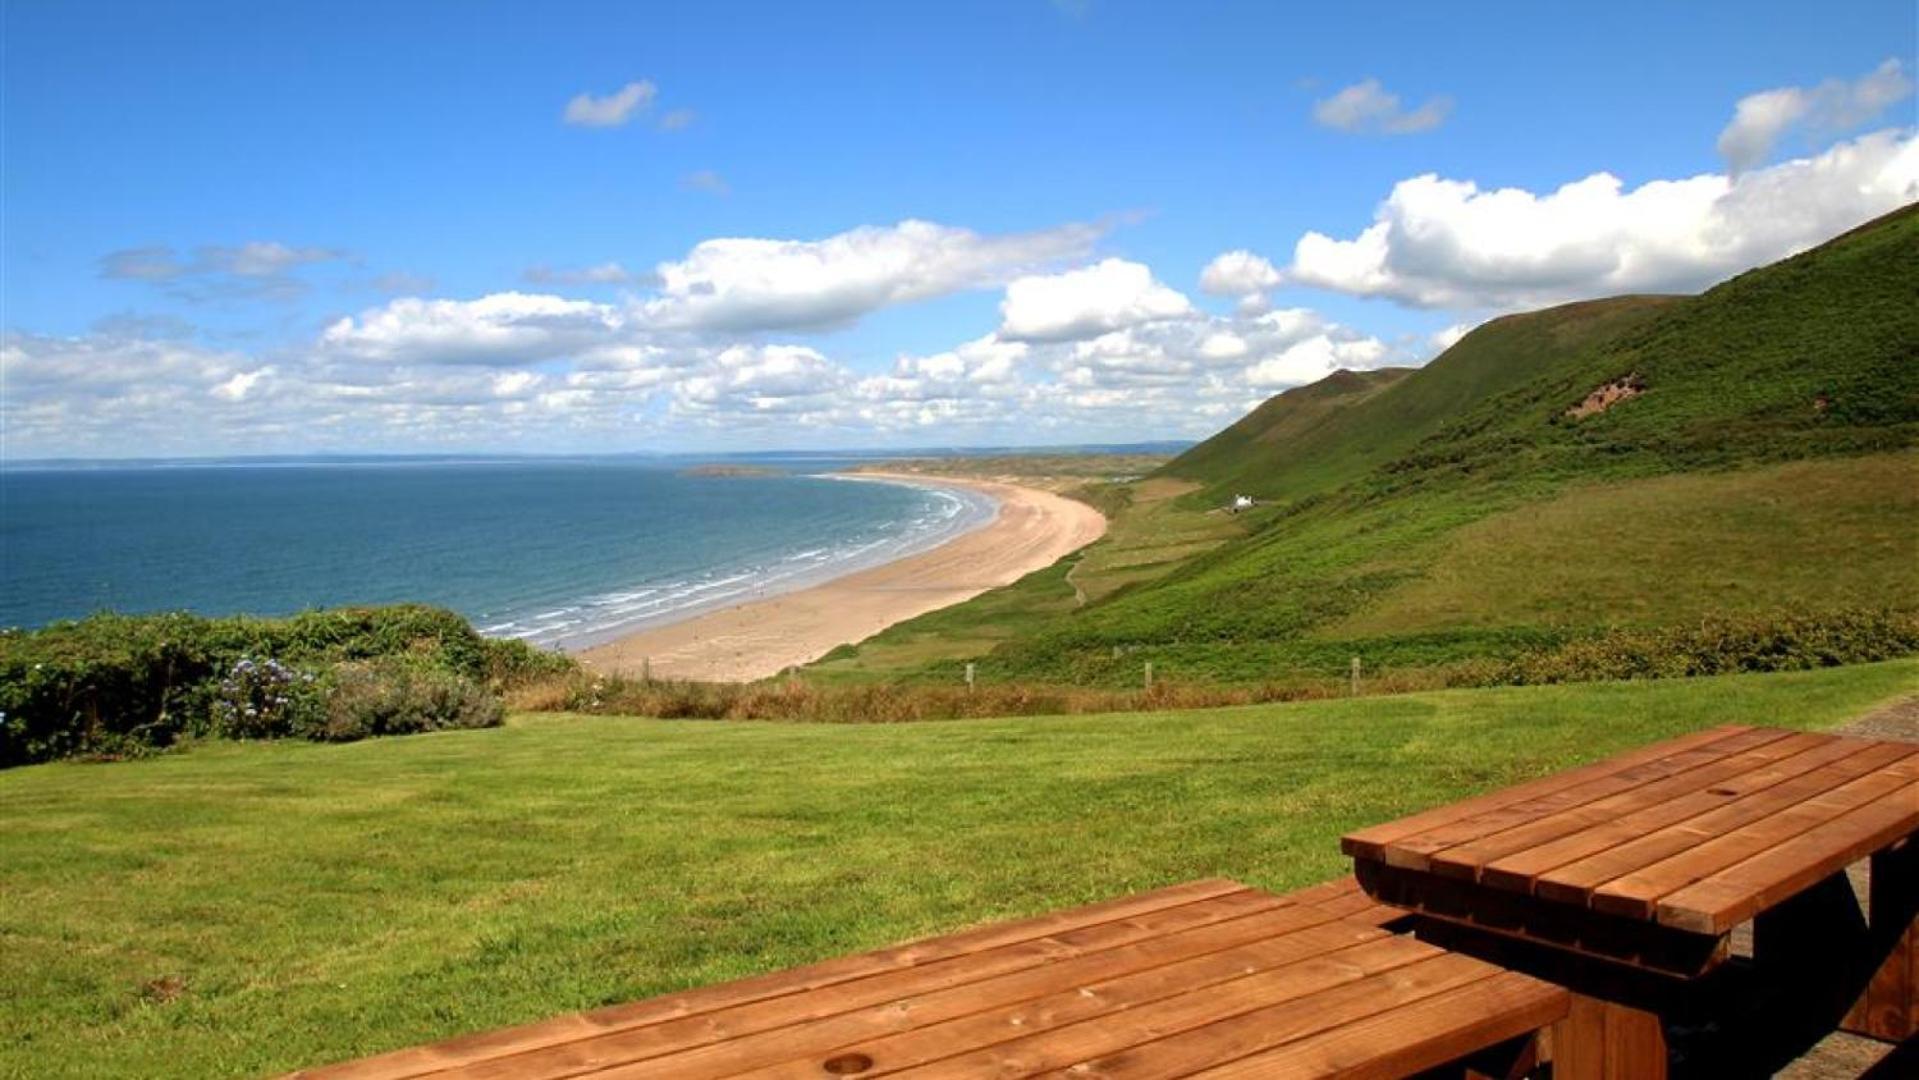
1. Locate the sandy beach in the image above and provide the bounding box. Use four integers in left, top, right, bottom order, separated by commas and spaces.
577, 474, 1107, 681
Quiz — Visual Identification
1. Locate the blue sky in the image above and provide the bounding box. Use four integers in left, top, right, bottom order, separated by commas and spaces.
3, 0, 1915, 457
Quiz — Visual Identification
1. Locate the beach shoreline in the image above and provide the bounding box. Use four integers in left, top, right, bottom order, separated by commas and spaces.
575, 473, 1107, 682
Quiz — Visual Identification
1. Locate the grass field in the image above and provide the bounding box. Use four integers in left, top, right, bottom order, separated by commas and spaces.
4, 660, 1914, 1078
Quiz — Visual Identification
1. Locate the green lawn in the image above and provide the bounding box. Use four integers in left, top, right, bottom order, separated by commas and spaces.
3, 661, 1915, 1078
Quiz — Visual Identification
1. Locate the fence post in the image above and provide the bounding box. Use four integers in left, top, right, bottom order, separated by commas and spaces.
641, 657, 652, 684
964, 662, 976, 692
1144, 661, 1154, 690
1350, 656, 1361, 696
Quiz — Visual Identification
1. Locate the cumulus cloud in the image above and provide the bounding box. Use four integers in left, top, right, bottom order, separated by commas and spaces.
1718, 59, 1913, 173
319, 292, 627, 366
1277, 129, 1918, 310
998, 258, 1194, 342
1198, 250, 1285, 313
673, 344, 851, 417
642, 218, 1103, 332
1312, 79, 1453, 135
563, 80, 658, 127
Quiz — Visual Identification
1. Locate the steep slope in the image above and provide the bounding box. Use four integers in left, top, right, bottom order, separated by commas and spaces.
984, 202, 1919, 684
1162, 296, 1680, 505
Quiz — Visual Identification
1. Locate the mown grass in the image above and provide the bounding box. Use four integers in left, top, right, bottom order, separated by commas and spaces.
3, 661, 1915, 1078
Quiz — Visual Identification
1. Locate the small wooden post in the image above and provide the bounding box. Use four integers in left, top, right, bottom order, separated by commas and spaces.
1143, 661, 1154, 690
641, 657, 652, 684
1350, 656, 1361, 696
964, 662, 976, 692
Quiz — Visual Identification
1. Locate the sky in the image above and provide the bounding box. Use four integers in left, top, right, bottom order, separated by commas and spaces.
2, 0, 1915, 459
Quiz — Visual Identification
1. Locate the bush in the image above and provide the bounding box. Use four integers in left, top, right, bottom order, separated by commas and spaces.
314, 662, 502, 742
210, 657, 324, 739
0, 605, 564, 766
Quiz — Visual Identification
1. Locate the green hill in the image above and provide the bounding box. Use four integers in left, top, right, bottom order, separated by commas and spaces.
822, 203, 1919, 687
1163, 295, 1679, 505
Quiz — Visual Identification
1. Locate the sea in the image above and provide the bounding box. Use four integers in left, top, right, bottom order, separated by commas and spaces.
0, 454, 1014, 650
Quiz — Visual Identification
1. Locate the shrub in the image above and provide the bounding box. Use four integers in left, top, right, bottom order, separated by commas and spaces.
0, 605, 560, 766
315, 662, 502, 742
210, 657, 324, 740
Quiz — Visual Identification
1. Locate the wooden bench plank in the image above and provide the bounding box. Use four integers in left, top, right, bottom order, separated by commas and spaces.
1655, 778, 1919, 933
1529, 743, 1916, 911
418, 889, 1291, 1080
1039, 954, 1507, 1079
1382, 728, 1796, 870
1187, 971, 1568, 1080
1586, 754, 1919, 921
1475, 735, 1872, 894
287, 878, 1252, 1080
1433, 733, 1847, 883
733, 921, 1400, 1080
1340, 726, 1753, 863
868, 936, 1443, 1078
606, 905, 1369, 1079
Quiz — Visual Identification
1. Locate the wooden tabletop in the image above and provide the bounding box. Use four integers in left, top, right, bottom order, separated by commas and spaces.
1343, 725, 1919, 940
289, 878, 1567, 1079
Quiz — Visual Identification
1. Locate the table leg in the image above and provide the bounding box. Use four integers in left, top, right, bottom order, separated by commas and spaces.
1547, 992, 1666, 1080
1842, 838, 1917, 1042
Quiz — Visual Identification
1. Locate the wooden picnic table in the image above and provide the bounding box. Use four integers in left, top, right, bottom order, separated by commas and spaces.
290, 878, 1567, 1079
1342, 723, 1919, 1075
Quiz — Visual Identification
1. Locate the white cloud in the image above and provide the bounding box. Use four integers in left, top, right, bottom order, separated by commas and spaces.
659, 109, 696, 131
1718, 59, 1913, 172
563, 80, 657, 127
319, 292, 627, 366
674, 344, 851, 416
1282, 129, 1919, 310
643, 218, 1102, 332
1312, 79, 1453, 135
210, 367, 272, 402
998, 258, 1194, 342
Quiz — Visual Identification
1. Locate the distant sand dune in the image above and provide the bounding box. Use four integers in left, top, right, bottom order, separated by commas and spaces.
576, 474, 1107, 682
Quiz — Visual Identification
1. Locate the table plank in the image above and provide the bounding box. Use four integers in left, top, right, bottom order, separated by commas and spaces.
289, 878, 1252, 1080
1340, 726, 1753, 864
1655, 778, 1919, 933
1381, 728, 1797, 871
1434, 733, 1846, 883
1474, 735, 1873, 894
1530, 742, 1916, 911
1586, 752, 1919, 921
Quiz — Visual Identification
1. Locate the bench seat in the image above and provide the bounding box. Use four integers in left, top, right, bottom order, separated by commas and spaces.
289, 877, 1564, 1079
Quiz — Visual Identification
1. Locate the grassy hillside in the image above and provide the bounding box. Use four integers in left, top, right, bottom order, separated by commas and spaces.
3, 661, 1911, 1078
1162, 296, 1679, 506
822, 204, 1919, 686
